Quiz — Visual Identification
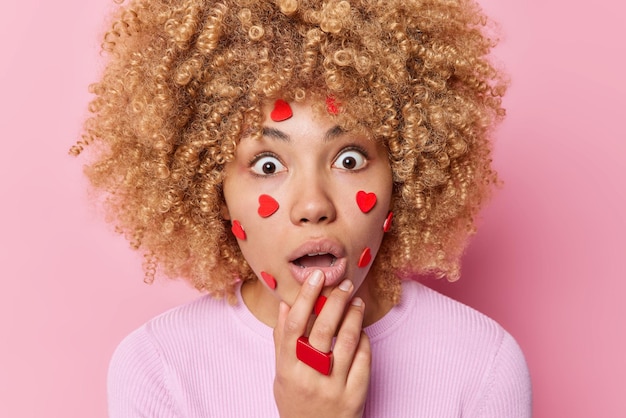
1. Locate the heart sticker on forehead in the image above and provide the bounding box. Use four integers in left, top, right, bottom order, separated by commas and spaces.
270, 99, 293, 122
326, 96, 340, 115
258, 194, 279, 218
356, 191, 377, 213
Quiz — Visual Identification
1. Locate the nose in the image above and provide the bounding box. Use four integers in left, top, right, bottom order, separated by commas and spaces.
289, 175, 336, 225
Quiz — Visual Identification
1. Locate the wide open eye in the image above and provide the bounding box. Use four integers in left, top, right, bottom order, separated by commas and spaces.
251, 154, 286, 175
332, 148, 367, 170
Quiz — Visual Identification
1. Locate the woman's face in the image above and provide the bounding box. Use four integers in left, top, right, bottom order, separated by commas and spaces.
222, 100, 393, 307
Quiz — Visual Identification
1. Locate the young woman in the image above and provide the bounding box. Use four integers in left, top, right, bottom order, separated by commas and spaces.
73, 0, 532, 416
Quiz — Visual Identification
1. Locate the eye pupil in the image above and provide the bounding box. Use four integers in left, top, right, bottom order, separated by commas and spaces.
262, 162, 276, 174
342, 157, 356, 169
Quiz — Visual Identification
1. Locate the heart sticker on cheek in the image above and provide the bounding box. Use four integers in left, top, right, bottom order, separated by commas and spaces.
231, 220, 246, 240
270, 99, 293, 122
258, 194, 279, 218
358, 247, 372, 268
383, 211, 393, 232
261, 271, 277, 290
356, 191, 377, 213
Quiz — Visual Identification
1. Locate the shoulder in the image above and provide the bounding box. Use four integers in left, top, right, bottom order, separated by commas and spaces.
372, 280, 513, 348
367, 281, 532, 417
107, 295, 231, 414
413, 281, 533, 416
402, 281, 517, 349
110, 294, 232, 365
404, 280, 530, 378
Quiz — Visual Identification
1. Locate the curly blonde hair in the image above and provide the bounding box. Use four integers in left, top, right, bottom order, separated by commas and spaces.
72, 0, 506, 303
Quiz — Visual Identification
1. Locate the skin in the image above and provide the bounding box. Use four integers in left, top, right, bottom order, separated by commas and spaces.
222, 100, 394, 417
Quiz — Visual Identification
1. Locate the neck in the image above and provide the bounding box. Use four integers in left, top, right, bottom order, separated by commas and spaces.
241, 279, 281, 328
357, 281, 395, 326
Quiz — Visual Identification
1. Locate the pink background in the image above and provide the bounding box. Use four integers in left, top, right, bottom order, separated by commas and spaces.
1, 0, 624, 416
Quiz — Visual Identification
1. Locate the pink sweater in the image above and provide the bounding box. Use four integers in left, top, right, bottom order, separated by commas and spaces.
108, 281, 532, 417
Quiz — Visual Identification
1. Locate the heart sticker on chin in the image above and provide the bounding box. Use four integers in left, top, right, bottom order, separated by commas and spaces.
231, 220, 246, 240
270, 99, 293, 122
258, 194, 279, 218
356, 191, 377, 213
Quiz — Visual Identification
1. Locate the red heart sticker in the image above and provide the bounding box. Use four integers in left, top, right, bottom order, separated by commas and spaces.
270, 99, 293, 122
358, 247, 372, 268
258, 194, 279, 218
356, 191, 377, 213
326, 96, 339, 115
231, 220, 246, 240
261, 271, 277, 289
383, 211, 393, 232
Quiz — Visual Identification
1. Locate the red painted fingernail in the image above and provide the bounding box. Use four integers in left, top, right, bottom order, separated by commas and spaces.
356, 190, 377, 213
314, 295, 327, 316
383, 211, 393, 232
270, 99, 293, 122
231, 220, 246, 240
260, 271, 277, 289
296, 336, 333, 375
258, 194, 279, 218
358, 247, 372, 268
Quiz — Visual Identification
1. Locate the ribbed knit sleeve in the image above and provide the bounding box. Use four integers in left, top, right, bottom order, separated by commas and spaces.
108, 327, 182, 418
107, 294, 279, 417
472, 331, 532, 417
364, 282, 532, 417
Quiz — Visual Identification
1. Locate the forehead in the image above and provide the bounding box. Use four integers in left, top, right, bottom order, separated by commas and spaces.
255, 99, 373, 141
263, 100, 333, 127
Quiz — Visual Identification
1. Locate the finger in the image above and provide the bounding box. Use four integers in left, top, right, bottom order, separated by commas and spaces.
273, 300, 290, 360
345, 331, 371, 395
280, 269, 324, 342
307, 279, 354, 353
330, 297, 367, 377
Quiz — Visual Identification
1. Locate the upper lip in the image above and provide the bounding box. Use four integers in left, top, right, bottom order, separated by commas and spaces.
287, 239, 346, 263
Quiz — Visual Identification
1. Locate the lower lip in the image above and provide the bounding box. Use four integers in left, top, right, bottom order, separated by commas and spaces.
288, 257, 348, 287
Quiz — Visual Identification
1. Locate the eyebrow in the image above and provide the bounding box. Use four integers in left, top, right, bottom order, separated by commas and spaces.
261, 125, 346, 142
261, 127, 290, 141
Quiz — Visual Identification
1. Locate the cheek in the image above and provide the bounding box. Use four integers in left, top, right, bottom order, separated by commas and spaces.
257, 194, 280, 218
360, 211, 387, 250
356, 190, 378, 213
228, 193, 282, 238
227, 194, 287, 269
352, 183, 392, 231
350, 187, 391, 264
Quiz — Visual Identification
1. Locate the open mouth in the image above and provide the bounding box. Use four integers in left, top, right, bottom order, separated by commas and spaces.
293, 253, 337, 268
287, 240, 347, 286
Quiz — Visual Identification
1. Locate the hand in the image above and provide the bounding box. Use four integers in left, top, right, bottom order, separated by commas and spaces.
273, 270, 371, 418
